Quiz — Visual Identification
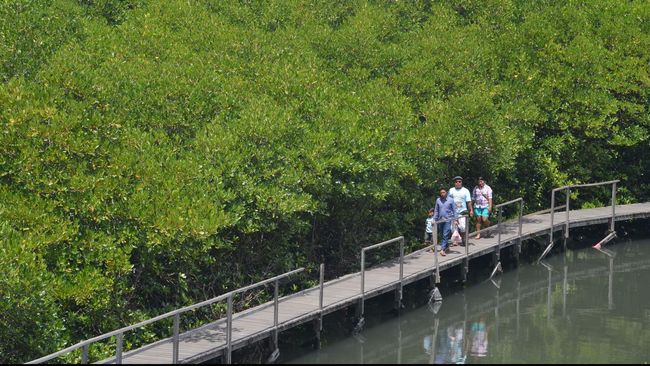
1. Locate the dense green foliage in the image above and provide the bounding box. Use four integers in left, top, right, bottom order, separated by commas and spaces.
1, 0, 649, 362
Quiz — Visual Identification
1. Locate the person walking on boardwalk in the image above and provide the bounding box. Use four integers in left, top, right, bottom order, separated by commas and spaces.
449, 176, 473, 244
433, 187, 457, 256
472, 176, 493, 239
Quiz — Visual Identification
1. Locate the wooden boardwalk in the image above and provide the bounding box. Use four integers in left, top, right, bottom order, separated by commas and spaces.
93, 202, 650, 364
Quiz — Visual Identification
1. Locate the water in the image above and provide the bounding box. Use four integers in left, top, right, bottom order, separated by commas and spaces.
285, 237, 650, 364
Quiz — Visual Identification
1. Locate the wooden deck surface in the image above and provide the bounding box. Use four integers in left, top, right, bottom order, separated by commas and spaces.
97, 203, 650, 364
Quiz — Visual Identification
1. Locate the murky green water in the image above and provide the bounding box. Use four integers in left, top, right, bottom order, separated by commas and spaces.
285, 237, 650, 364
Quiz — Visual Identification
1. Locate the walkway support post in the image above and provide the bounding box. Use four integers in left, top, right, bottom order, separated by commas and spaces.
270, 279, 280, 362
226, 293, 233, 364
433, 224, 440, 283
396, 236, 404, 310
81, 345, 89, 364
550, 188, 556, 246
611, 181, 617, 233
496, 206, 503, 263
319, 263, 324, 332
517, 199, 523, 254
564, 187, 571, 239
565, 188, 570, 239
172, 313, 180, 364
359, 249, 366, 323
274, 279, 279, 329
463, 217, 469, 281
115, 333, 123, 365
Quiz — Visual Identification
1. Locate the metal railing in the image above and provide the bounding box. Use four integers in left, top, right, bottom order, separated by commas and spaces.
27, 268, 305, 365
539, 179, 619, 261
359, 236, 404, 321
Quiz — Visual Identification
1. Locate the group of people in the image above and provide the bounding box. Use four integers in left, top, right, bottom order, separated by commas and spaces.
425, 176, 493, 256
423, 317, 489, 363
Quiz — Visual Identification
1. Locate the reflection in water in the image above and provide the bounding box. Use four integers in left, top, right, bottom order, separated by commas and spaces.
424, 320, 469, 364
469, 318, 486, 359
286, 238, 650, 364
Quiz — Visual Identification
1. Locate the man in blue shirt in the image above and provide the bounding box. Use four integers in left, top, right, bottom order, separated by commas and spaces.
433, 187, 458, 256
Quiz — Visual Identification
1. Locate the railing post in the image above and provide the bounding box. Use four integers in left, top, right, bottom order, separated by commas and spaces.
319, 263, 324, 331
464, 215, 469, 280
399, 237, 404, 302
274, 279, 279, 328
518, 200, 523, 254
81, 344, 89, 364
611, 182, 617, 232
497, 208, 503, 263
319, 264, 324, 311
433, 223, 440, 283
360, 249, 366, 318
172, 313, 180, 364
497, 208, 503, 248
540, 190, 557, 262
549, 189, 555, 245
226, 293, 233, 364
115, 333, 123, 364
272, 278, 280, 358
565, 188, 570, 239
464, 215, 469, 250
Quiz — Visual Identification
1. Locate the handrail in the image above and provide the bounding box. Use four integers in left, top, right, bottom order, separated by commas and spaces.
552, 180, 620, 192
232, 268, 305, 297
27, 268, 305, 364
495, 197, 523, 209
363, 236, 404, 252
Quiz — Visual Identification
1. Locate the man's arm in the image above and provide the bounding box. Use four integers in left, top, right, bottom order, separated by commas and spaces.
488, 187, 493, 213
466, 189, 473, 217
433, 200, 440, 221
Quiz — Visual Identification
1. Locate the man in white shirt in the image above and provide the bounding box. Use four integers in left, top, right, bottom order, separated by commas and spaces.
448, 176, 473, 245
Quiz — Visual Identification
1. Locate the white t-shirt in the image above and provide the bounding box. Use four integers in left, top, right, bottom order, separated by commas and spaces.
449, 187, 471, 213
